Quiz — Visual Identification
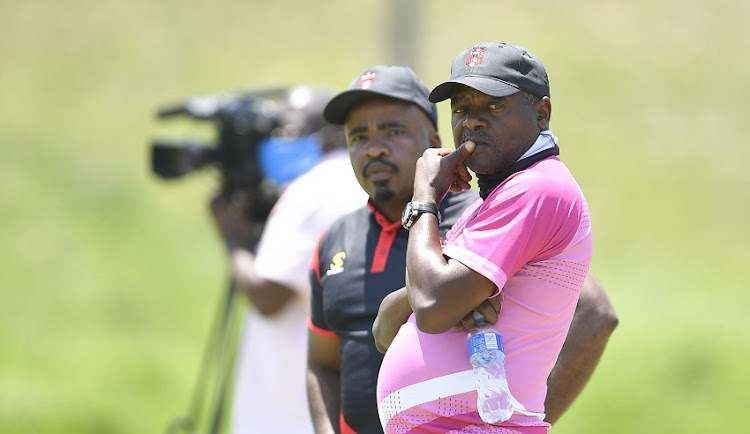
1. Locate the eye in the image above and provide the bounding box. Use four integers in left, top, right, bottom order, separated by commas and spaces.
387, 129, 404, 137
488, 102, 505, 110
348, 134, 365, 146
451, 106, 467, 115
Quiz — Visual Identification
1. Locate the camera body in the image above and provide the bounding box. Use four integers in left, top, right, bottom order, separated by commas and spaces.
151, 89, 287, 235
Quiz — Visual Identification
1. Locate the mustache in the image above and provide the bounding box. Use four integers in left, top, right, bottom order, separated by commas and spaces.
461, 130, 491, 143
362, 158, 399, 177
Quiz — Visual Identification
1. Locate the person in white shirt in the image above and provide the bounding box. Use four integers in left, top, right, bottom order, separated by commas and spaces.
211, 86, 368, 434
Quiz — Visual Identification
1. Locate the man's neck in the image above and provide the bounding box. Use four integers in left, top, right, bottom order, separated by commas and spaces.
369, 199, 407, 224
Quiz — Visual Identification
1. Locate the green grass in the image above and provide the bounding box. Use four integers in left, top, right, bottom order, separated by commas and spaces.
1, 1, 748, 433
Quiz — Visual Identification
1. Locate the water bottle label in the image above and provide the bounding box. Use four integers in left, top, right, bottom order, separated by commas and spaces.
468, 331, 503, 356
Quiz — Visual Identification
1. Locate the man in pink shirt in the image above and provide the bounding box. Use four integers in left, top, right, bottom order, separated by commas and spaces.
376, 42, 595, 433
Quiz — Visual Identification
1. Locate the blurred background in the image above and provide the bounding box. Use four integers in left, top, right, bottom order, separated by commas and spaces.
1, 0, 748, 433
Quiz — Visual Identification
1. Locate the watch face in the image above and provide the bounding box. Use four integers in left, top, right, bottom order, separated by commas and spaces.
401, 201, 438, 230
401, 202, 414, 229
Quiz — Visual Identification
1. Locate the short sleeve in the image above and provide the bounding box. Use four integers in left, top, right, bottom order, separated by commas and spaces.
442, 171, 583, 292
308, 232, 335, 336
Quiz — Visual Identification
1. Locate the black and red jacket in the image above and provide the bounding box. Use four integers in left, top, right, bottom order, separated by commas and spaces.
309, 191, 478, 434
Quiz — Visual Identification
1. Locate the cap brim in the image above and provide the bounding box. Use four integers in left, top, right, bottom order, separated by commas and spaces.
323, 89, 396, 125
428, 76, 520, 103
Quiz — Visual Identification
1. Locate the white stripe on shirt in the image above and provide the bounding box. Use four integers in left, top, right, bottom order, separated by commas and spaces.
378, 370, 545, 430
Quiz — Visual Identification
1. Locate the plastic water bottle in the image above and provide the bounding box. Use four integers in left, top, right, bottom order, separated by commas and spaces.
467, 311, 514, 423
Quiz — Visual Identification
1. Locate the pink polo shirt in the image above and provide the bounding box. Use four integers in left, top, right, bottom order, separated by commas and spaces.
377, 156, 593, 433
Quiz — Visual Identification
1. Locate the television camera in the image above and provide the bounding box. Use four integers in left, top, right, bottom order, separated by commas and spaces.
150, 88, 289, 243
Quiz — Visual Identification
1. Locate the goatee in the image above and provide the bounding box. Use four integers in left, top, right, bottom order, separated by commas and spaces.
373, 186, 395, 204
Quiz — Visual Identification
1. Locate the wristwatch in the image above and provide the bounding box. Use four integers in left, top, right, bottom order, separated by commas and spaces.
401, 201, 439, 230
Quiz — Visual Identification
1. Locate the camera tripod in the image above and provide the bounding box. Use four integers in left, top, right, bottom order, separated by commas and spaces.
165, 277, 243, 434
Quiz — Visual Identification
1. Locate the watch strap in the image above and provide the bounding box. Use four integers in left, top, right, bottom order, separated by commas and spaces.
410, 201, 438, 216
402, 201, 439, 230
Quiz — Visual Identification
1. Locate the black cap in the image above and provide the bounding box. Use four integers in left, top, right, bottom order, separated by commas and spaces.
324, 65, 438, 128
429, 42, 550, 103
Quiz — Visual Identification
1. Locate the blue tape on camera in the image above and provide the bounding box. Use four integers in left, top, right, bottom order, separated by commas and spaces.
257, 135, 323, 186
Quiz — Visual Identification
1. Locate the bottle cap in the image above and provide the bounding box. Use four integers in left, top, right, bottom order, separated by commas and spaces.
471, 310, 487, 323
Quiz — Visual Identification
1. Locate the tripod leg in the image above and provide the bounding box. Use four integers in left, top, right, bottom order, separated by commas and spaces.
166, 277, 239, 434
209, 282, 243, 434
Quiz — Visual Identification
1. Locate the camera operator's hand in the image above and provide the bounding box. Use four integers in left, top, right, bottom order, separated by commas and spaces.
210, 190, 261, 251
209, 189, 296, 316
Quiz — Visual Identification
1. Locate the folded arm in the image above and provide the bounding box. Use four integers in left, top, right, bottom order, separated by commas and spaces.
373, 286, 501, 353
406, 143, 501, 333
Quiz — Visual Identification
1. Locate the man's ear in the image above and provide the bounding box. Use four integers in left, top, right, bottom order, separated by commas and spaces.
536, 97, 552, 130
429, 129, 442, 148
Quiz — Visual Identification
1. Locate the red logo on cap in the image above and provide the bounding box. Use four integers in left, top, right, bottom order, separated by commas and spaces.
466, 48, 485, 67
359, 71, 376, 89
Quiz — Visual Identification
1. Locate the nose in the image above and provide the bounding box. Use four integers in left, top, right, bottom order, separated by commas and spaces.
363, 135, 391, 159
462, 107, 486, 131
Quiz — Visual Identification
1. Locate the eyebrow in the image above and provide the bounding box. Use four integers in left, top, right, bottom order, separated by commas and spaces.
347, 120, 406, 138
451, 93, 512, 107
377, 120, 406, 130
347, 125, 368, 138
450, 92, 471, 105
